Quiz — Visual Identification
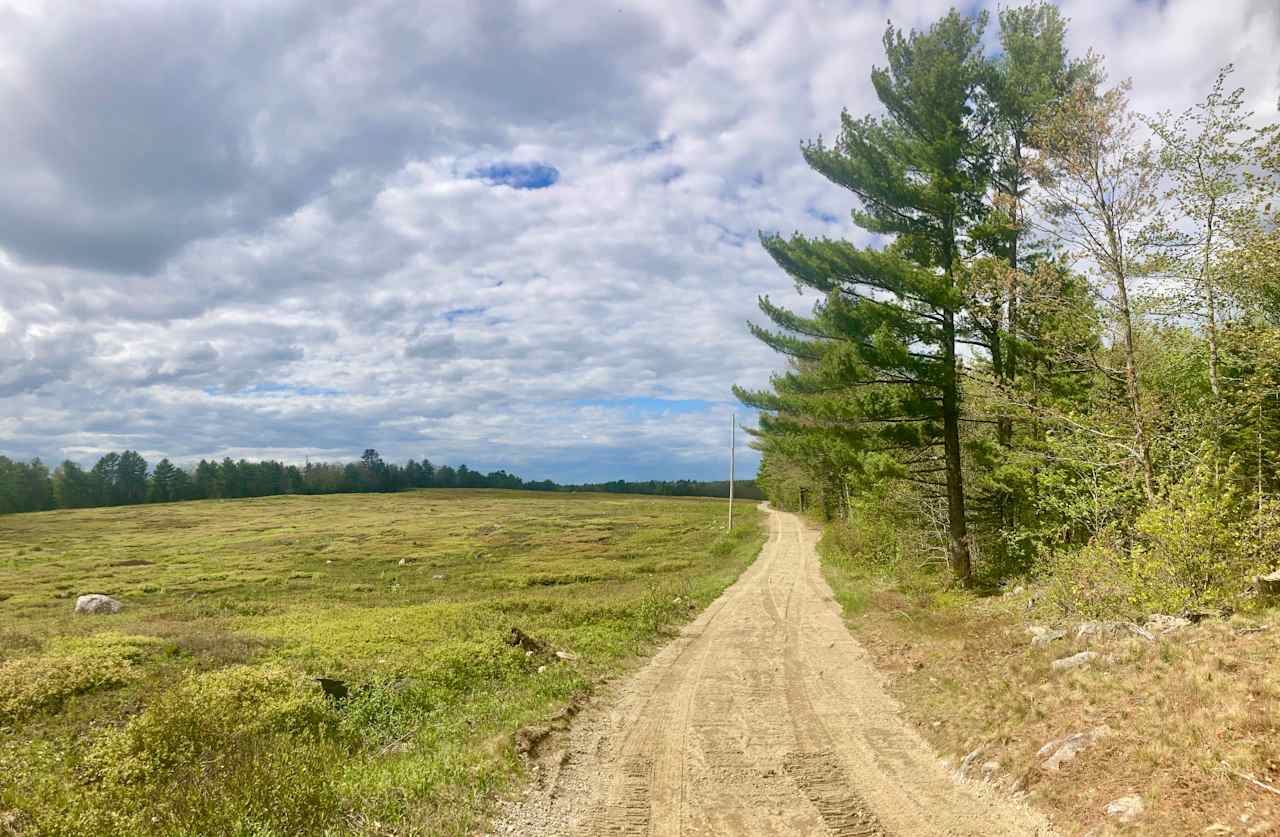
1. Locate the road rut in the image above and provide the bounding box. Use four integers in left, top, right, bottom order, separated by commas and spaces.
490, 505, 1055, 836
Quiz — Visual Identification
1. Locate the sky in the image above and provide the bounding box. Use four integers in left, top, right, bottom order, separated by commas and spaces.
1, 0, 1277, 483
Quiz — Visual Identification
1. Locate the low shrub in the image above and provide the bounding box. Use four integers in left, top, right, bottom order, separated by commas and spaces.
84, 664, 334, 784
1042, 461, 1272, 616
72, 664, 343, 835
818, 491, 952, 612
0, 632, 159, 722
1040, 527, 1140, 618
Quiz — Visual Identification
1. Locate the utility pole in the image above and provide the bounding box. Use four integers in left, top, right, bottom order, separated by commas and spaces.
728, 412, 736, 531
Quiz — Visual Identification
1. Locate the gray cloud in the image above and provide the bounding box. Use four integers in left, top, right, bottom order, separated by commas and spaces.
0, 0, 1276, 481
405, 333, 458, 360
0, 0, 674, 274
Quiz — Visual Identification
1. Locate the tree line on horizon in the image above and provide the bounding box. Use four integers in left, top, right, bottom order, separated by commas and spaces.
0, 448, 760, 515
740, 3, 1280, 614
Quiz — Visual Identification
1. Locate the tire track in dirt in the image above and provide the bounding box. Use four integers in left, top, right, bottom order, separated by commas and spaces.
489, 506, 1056, 837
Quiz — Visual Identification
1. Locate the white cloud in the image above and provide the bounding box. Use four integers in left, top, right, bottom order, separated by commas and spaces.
0, 0, 1276, 480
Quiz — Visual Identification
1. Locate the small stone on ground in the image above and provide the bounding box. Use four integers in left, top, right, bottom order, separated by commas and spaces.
1051, 650, 1100, 671
1028, 626, 1066, 647
1147, 614, 1192, 635
1038, 725, 1112, 771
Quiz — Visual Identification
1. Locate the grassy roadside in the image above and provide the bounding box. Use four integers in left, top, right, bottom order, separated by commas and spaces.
0, 490, 764, 836
818, 519, 1280, 837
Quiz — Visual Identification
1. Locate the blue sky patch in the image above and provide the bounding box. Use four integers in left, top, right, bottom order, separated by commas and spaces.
206, 383, 344, 397
468, 161, 560, 189
442, 306, 487, 323
573, 397, 715, 415
807, 206, 839, 224
658, 164, 685, 184
705, 218, 747, 248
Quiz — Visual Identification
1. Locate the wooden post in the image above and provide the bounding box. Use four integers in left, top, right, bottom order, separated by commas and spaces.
728, 412, 736, 531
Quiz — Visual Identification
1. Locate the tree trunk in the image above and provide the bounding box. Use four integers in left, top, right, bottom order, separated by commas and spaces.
942, 306, 972, 584
990, 298, 1011, 447
1202, 209, 1221, 399
999, 168, 1020, 449
1114, 270, 1156, 501
1206, 284, 1221, 399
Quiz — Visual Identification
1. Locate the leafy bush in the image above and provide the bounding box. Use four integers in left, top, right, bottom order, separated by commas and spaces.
1043, 460, 1265, 616
0, 632, 158, 722
84, 664, 334, 784
817, 491, 953, 610
1129, 461, 1254, 612
73, 665, 343, 835
1041, 527, 1140, 618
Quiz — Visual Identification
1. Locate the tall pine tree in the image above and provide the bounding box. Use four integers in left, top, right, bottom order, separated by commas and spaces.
737, 10, 990, 583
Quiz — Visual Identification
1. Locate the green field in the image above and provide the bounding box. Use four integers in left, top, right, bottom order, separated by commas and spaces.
0, 489, 764, 836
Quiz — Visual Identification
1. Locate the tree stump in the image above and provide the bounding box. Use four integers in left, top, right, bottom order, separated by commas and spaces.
1257, 571, 1280, 597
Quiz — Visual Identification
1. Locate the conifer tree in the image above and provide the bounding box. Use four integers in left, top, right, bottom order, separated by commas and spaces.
974, 2, 1085, 440
736, 10, 990, 583
117, 450, 150, 505
53, 460, 95, 509
965, 2, 1087, 565
149, 458, 178, 503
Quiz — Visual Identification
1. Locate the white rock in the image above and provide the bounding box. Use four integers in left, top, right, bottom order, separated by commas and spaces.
1051, 650, 1100, 671
1148, 614, 1192, 635
74, 594, 122, 615
1076, 621, 1134, 642
959, 748, 983, 776
554, 650, 578, 662
1028, 626, 1066, 647
1105, 795, 1144, 823
536, 665, 547, 674
1128, 624, 1156, 642
1039, 725, 1111, 771
398, 558, 407, 566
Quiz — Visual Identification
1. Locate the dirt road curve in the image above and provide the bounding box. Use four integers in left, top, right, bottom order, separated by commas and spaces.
490, 505, 1055, 837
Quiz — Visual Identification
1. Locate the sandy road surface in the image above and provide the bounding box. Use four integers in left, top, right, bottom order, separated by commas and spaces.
490, 505, 1055, 836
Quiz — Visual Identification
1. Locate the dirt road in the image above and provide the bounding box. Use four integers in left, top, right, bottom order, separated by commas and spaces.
491, 505, 1055, 836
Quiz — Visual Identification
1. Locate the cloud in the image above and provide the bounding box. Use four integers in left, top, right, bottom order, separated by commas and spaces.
0, 0, 1276, 481
405, 333, 459, 360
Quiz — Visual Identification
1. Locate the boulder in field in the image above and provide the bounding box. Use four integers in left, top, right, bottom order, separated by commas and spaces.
74, 594, 122, 615
1105, 795, 1144, 823
1076, 621, 1129, 642
1051, 650, 1100, 671
1147, 614, 1192, 635
1028, 626, 1066, 647
1038, 725, 1111, 771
